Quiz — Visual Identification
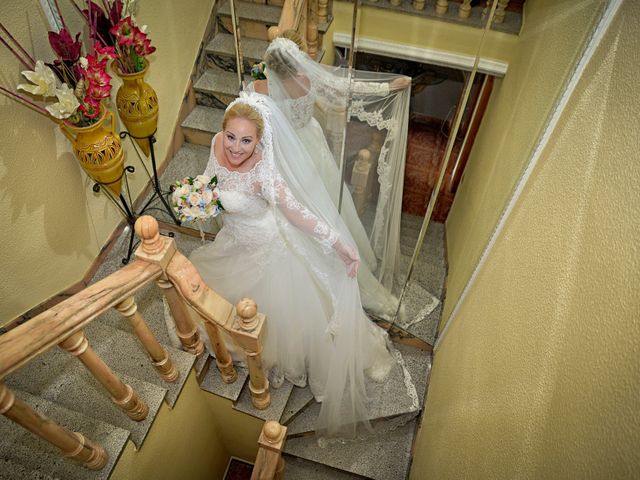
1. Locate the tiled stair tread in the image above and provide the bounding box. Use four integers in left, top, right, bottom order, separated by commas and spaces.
282, 454, 368, 479
194, 65, 249, 97
286, 345, 429, 436
284, 418, 418, 480
280, 386, 315, 425
206, 33, 269, 62
218, 0, 282, 25
0, 390, 129, 480
84, 320, 196, 407
233, 380, 294, 421
0, 460, 57, 480
200, 362, 249, 401
5, 347, 166, 447
182, 105, 225, 134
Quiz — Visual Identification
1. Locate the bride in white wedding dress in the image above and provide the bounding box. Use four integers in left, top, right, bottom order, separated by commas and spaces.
188, 92, 398, 438
247, 36, 411, 319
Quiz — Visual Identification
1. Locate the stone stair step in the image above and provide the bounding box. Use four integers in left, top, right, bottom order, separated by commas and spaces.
284, 418, 418, 480
282, 454, 367, 479
0, 390, 129, 480
5, 342, 165, 447
233, 380, 294, 421
83, 320, 196, 407
286, 344, 429, 436
206, 33, 269, 65
194, 65, 248, 105
0, 459, 57, 480
182, 105, 224, 146
218, 0, 282, 41
280, 385, 315, 425
200, 362, 249, 402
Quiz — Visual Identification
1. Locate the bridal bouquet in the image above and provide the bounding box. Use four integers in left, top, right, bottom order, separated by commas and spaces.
171, 175, 224, 231
251, 62, 267, 81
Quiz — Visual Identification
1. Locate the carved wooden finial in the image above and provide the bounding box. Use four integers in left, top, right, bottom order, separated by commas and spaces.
264, 421, 283, 443
135, 216, 164, 255
358, 148, 371, 162
236, 298, 259, 331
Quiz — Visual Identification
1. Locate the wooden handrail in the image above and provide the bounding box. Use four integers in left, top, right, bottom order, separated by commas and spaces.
0, 260, 163, 379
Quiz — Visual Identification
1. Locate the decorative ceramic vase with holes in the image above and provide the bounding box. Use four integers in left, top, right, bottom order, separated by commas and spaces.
60, 108, 125, 196
112, 59, 159, 156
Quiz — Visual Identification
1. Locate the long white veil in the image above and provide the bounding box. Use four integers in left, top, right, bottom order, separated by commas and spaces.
260, 37, 411, 297
232, 92, 398, 439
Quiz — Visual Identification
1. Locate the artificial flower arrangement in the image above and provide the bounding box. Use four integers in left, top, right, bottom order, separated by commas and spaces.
0, 0, 155, 126
251, 62, 267, 81
172, 175, 224, 238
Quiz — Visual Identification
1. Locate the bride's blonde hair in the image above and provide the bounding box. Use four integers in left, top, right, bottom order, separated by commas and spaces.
223, 102, 264, 139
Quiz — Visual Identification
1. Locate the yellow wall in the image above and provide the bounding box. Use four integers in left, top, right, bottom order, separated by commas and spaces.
323, 0, 518, 67
411, 1, 640, 477
111, 371, 229, 480
443, 0, 607, 321
0, 0, 214, 324
111, 371, 264, 479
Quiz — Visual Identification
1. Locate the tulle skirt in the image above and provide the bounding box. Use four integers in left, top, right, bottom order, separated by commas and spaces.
189, 226, 393, 402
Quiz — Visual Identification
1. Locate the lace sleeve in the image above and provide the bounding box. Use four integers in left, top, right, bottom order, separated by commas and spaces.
270, 174, 340, 251
203, 136, 218, 177
317, 77, 390, 98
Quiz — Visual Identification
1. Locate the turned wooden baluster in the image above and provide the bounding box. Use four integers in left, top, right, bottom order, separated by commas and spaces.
251, 421, 288, 480
494, 0, 509, 23
317, 0, 328, 23
458, 0, 472, 18
0, 383, 108, 470
412, 0, 425, 11
351, 148, 372, 215
134, 217, 205, 356
200, 314, 238, 384
306, 0, 319, 58
231, 299, 271, 410
435, 0, 448, 15
58, 331, 148, 421
115, 296, 179, 382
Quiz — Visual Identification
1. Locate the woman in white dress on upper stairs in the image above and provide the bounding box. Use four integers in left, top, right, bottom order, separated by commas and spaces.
246, 35, 412, 320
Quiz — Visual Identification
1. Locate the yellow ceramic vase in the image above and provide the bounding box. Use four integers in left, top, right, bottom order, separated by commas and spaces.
60, 109, 125, 196
113, 59, 159, 156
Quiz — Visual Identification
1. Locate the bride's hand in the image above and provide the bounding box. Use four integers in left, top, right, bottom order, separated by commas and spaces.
334, 239, 360, 278
390, 77, 411, 91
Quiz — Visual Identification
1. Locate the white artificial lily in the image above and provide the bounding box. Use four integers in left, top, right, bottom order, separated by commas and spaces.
17, 60, 58, 97
45, 83, 80, 119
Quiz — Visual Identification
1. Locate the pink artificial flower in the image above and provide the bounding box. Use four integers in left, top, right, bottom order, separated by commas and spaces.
48, 28, 82, 62
86, 81, 111, 100
133, 29, 156, 56
110, 17, 136, 46
79, 100, 101, 119
95, 44, 117, 62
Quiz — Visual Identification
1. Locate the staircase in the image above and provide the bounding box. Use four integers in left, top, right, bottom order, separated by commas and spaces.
0, 2, 443, 478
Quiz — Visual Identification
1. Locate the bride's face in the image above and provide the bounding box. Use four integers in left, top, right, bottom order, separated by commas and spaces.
223, 117, 260, 167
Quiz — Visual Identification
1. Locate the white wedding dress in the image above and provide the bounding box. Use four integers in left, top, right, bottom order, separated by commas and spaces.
249, 37, 412, 319
189, 122, 395, 437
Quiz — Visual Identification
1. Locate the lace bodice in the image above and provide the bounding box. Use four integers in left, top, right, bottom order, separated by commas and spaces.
203, 134, 340, 251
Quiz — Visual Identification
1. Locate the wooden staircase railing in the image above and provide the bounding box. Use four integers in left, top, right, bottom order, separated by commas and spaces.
268, 0, 331, 58
0, 215, 271, 471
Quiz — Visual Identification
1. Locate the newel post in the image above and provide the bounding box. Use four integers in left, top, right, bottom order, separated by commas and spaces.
231, 298, 271, 410
134, 216, 205, 356
250, 421, 287, 480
